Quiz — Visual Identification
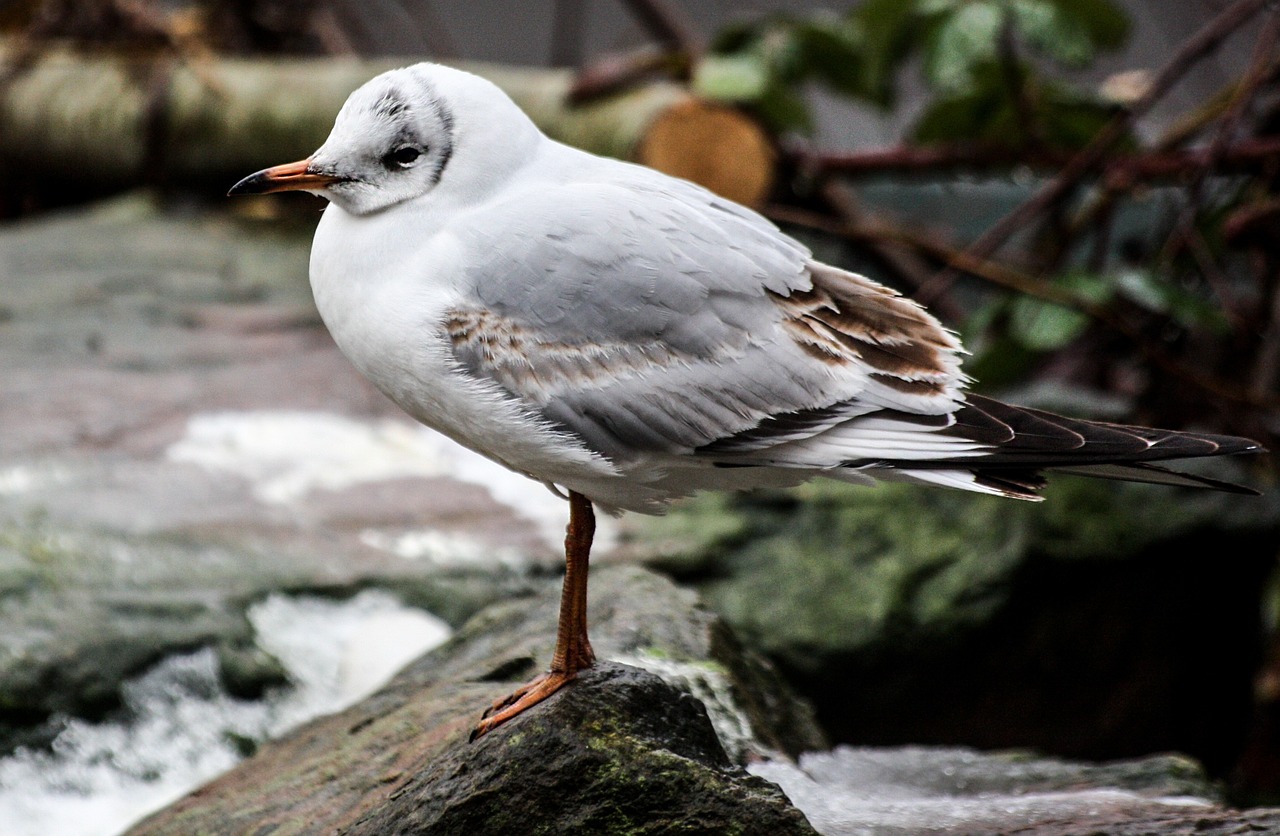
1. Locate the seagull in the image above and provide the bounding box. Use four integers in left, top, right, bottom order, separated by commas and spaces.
229, 62, 1264, 739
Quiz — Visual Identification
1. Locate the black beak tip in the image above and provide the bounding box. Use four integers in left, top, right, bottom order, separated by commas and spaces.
227, 171, 266, 197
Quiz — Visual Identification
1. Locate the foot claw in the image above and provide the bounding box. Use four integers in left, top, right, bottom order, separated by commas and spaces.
470, 670, 579, 741
480, 673, 550, 719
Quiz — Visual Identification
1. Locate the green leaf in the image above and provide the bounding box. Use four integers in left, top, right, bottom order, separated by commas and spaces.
1012, 0, 1095, 66
693, 52, 772, 102
1008, 296, 1092, 350
1112, 269, 1227, 330
1169, 294, 1230, 333
709, 18, 766, 53
754, 20, 809, 83
913, 90, 1010, 143
1009, 0, 1060, 44
965, 329, 1044, 386
912, 60, 1127, 150
1037, 88, 1126, 149
1049, 0, 1130, 50
850, 0, 926, 107
753, 80, 814, 133
795, 16, 867, 97
1000, 270, 1112, 353
1028, 74, 1131, 150
923, 1, 1004, 92
917, 0, 963, 14
1058, 270, 1115, 304
912, 62, 1018, 144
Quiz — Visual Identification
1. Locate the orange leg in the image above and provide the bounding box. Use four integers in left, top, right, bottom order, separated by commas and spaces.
470, 491, 595, 740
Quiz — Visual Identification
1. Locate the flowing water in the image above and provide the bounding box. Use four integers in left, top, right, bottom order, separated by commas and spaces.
0, 591, 450, 836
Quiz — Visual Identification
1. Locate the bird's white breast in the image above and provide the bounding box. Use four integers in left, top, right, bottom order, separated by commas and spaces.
308, 201, 617, 488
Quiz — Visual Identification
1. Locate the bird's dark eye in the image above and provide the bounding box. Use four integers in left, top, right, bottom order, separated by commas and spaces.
385, 146, 422, 168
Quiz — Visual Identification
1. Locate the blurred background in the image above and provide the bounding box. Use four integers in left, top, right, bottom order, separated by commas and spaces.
0, 1, 1277, 833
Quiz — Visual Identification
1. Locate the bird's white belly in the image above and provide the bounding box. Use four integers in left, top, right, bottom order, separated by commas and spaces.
309, 213, 616, 491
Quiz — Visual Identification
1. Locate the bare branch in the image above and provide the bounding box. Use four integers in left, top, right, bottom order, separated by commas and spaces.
916, 0, 1276, 304
793, 139, 1280, 179
767, 203, 1280, 410
1163, 8, 1280, 262
550, 0, 587, 68
617, 0, 703, 60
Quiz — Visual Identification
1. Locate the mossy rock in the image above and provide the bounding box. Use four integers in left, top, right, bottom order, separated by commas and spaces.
348, 664, 816, 835
127, 566, 824, 834
632, 474, 1278, 669
625, 472, 1280, 769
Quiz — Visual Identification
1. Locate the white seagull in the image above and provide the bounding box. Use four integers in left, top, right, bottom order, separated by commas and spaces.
230, 62, 1263, 739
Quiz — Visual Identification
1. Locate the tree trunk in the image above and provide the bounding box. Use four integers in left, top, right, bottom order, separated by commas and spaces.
0, 44, 775, 206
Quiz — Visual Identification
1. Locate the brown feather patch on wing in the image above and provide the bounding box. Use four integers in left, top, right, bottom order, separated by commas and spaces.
774, 263, 963, 387
869, 373, 950, 397
444, 306, 684, 400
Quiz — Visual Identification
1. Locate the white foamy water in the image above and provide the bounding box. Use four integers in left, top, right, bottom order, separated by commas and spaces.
749, 746, 1213, 836
0, 462, 71, 495
0, 590, 449, 836
166, 410, 615, 551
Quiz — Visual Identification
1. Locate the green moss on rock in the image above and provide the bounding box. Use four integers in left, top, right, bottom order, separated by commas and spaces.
628, 476, 1280, 674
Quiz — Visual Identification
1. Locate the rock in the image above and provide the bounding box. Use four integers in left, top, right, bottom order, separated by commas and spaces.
126, 564, 824, 834
352, 663, 813, 835
120, 557, 1280, 836
0, 194, 604, 739
752, 745, 1280, 835
620, 471, 1280, 775
0, 494, 545, 745
4, 191, 1277, 831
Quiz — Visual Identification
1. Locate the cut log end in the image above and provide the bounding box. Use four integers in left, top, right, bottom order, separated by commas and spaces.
637, 100, 775, 208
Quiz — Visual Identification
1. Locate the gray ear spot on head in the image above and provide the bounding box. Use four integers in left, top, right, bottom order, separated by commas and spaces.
373, 91, 408, 119
417, 89, 455, 187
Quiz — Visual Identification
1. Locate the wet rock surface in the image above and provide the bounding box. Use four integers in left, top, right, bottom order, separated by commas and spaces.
125, 564, 1280, 836
348, 663, 815, 836
754, 746, 1280, 835
126, 565, 822, 835
622, 475, 1280, 773
0, 195, 569, 740
4, 195, 1280, 833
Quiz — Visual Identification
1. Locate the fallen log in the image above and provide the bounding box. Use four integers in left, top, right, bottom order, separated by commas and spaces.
0, 44, 775, 206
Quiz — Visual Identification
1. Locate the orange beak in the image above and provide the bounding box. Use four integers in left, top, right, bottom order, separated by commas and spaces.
227, 159, 344, 196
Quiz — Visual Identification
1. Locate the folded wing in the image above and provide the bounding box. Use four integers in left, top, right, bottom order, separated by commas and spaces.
446, 173, 1262, 502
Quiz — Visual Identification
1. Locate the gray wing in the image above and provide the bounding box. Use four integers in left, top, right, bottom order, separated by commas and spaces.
444, 175, 967, 463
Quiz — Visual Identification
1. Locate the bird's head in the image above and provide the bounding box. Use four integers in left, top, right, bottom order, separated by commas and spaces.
229, 63, 541, 216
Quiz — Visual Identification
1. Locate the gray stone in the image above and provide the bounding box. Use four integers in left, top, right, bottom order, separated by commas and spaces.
620, 471, 1280, 772
0, 515, 541, 736
0, 194, 584, 733
125, 565, 824, 834
752, 745, 1280, 835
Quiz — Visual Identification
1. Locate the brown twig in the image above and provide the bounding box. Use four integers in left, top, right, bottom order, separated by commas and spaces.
766, 204, 1092, 310
1083, 187, 1119, 273
1225, 198, 1280, 244
792, 138, 1280, 179
568, 0, 704, 100
1187, 227, 1248, 330
1153, 53, 1280, 151
765, 202, 1280, 410
406, 1, 460, 59
915, 0, 1275, 304
308, 5, 359, 56
618, 0, 704, 60
566, 44, 678, 103
550, 0, 586, 67
1163, 8, 1280, 262
997, 11, 1045, 151
1249, 265, 1280, 402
